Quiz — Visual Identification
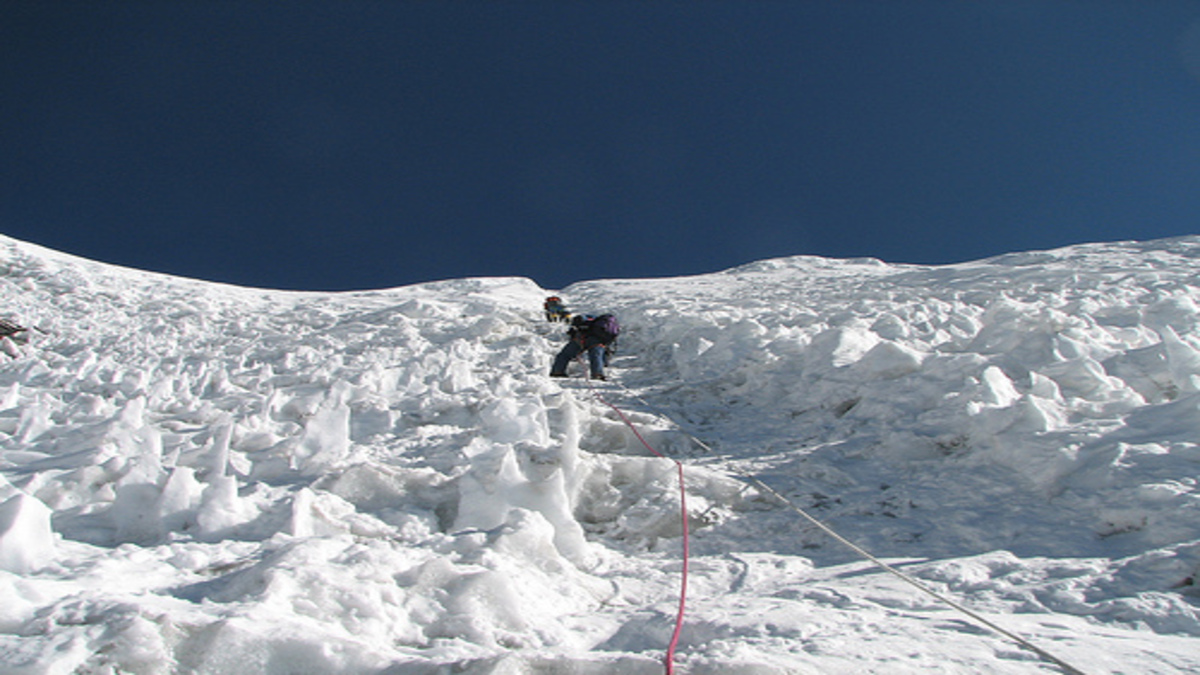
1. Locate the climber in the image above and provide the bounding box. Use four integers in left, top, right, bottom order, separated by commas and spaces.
543, 296, 570, 322
549, 313, 619, 380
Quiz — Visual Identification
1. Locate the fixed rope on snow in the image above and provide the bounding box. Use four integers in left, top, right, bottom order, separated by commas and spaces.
606, 378, 1090, 675
576, 371, 689, 675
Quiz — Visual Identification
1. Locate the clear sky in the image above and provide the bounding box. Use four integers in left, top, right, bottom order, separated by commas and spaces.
4, 1, 1200, 291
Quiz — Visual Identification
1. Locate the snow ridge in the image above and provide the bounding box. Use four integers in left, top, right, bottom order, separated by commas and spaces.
0, 234, 1198, 673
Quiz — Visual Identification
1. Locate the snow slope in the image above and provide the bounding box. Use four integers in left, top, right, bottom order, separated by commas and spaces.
0, 233, 1198, 674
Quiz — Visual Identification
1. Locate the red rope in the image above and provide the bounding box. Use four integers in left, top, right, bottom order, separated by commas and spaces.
585, 377, 689, 674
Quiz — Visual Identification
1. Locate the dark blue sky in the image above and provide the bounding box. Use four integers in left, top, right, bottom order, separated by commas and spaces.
4, 2, 1200, 291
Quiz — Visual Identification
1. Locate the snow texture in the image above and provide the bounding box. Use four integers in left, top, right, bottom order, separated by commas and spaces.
0, 234, 1198, 673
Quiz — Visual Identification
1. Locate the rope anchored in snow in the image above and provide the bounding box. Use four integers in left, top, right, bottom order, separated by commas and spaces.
608, 379, 1090, 675
581, 374, 689, 675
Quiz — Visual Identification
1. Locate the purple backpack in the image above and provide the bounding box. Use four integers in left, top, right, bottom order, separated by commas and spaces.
590, 314, 620, 342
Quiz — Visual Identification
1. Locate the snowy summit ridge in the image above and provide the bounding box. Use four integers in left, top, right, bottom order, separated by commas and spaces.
0, 233, 1198, 673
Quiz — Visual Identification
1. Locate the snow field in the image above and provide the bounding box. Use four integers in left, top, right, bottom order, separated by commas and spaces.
0, 238, 751, 673
0, 235, 1197, 672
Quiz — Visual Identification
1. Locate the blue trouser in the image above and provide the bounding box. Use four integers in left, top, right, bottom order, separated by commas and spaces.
551, 337, 607, 378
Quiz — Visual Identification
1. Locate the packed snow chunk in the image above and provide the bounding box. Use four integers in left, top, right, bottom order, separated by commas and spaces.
323, 463, 443, 511
869, 312, 910, 340
914, 550, 1029, 593
979, 365, 1021, 407
158, 466, 203, 533
454, 439, 593, 566
967, 299, 1061, 361
668, 318, 766, 381
427, 567, 533, 648
1159, 324, 1200, 394
395, 297, 454, 319
970, 418, 1083, 491
178, 615, 394, 675
491, 509, 610, 604
463, 314, 511, 341
0, 628, 94, 674
479, 396, 550, 445
0, 382, 18, 411
14, 393, 55, 443
111, 482, 165, 545
347, 397, 393, 441
851, 340, 924, 380
1040, 356, 1125, 400
100, 612, 174, 675
0, 492, 55, 573
1011, 394, 1068, 432
194, 474, 259, 539
1096, 592, 1200, 636
293, 383, 352, 475
1146, 294, 1200, 335
431, 512, 606, 650
1029, 370, 1064, 402
440, 358, 477, 393
672, 334, 715, 380
806, 325, 880, 369
594, 457, 692, 545
0, 574, 43, 632
289, 487, 352, 537
288, 487, 391, 538
1118, 392, 1200, 443
1108, 542, 1200, 597
1105, 343, 1175, 403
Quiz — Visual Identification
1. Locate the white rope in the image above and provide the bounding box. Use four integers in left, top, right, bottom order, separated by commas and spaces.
610, 380, 1089, 675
